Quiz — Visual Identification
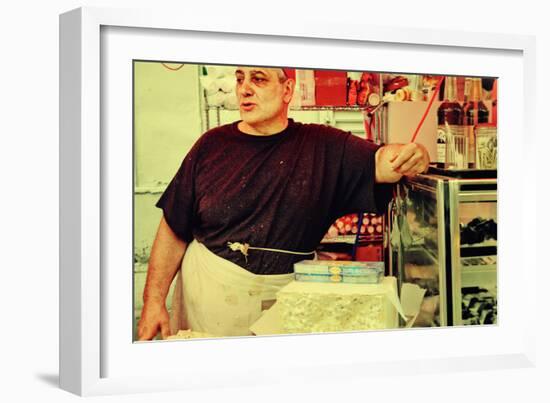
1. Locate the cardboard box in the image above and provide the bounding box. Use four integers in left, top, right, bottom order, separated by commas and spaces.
250, 278, 426, 335
386, 101, 439, 163
314, 70, 347, 106
289, 69, 316, 108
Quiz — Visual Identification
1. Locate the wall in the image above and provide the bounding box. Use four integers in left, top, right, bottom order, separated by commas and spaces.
133, 62, 201, 322
133, 61, 201, 255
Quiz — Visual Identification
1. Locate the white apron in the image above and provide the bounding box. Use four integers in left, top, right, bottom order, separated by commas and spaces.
169, 240, 294, 337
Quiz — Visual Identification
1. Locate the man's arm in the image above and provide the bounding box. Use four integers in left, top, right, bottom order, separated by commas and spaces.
375, 143, 430, 183
137, 216, 187, 341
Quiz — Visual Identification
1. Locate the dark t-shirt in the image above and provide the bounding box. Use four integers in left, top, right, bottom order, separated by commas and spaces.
156, 119, 393, 275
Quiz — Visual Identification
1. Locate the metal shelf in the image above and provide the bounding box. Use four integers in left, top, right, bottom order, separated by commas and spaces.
205, 105, 369, 112
291, 105, 367, 112
460, 240, 497, 248
321, 234, 383, 244
460, 266, 497, 288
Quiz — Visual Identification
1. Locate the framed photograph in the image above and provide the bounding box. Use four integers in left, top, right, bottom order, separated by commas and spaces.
60, 6, 536, 396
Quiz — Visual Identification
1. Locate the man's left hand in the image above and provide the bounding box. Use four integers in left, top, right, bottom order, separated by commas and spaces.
391, 143, 430, 176
375, 143, 430, 183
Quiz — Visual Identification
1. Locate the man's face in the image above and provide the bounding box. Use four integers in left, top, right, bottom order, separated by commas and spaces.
235, 67, 293, 128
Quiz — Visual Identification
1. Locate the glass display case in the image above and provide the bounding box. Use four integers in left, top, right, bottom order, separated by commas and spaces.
390, 168, 497, 327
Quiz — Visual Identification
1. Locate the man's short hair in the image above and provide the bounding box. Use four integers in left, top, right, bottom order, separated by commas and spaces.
277, 69, 288, 83
278, 68, 296, 83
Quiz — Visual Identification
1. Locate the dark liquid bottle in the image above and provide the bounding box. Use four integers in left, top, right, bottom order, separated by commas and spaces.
464, 77, 489, 125
463, 78, 489, 167
436, 76, 463, 167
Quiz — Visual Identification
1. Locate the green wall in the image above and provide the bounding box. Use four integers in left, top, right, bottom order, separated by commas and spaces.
133, 61, 202, 328
133, 61, 202, 259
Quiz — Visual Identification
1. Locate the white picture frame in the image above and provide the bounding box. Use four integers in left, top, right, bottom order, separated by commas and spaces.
59, 6, 537, 397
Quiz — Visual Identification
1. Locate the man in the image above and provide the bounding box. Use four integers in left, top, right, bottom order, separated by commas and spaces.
137, 66, 429, 340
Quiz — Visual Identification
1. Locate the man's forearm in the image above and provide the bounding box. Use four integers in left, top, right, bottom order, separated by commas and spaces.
143, 217, 188, 305
142, 258, 183, 305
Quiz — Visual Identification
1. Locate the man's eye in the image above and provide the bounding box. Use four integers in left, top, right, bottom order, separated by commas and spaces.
252, 77, 265, 83
236, 77, 243, 83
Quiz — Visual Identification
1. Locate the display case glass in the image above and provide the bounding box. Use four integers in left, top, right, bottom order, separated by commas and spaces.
454, 183, 498, 326
393, 170, 497, 327
393, 175, 446, 326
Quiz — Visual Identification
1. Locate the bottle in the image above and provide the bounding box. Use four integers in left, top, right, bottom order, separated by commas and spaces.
436, 76, 463, 167
463, 77, 472, 103
464, 77, 489, 125
491, 80, 498, 125
463, 77, 489, 168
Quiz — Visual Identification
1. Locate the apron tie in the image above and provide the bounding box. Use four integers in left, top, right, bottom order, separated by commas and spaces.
227, 241, 316, 263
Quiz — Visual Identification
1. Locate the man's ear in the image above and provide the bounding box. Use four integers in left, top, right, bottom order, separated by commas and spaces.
283, 79, 295, 104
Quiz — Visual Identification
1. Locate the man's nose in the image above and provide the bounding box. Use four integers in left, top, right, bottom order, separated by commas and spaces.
238, 79, 253, 96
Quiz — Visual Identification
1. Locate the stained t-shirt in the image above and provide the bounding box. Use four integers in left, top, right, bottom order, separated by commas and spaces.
156, 119, 393, 275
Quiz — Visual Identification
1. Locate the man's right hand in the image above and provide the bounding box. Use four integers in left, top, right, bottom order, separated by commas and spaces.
137, 301, 171, 341
137, 216, 187, 341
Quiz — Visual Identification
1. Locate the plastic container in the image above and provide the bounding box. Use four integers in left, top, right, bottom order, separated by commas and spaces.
295, 273, 382, 284
293, 260, 384, 284
445, 128, 469, 169
475, 125, 497, 169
